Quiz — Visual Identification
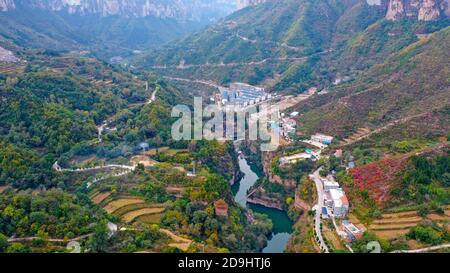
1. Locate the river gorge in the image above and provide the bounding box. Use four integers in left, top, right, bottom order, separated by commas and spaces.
232, 155, 293, 253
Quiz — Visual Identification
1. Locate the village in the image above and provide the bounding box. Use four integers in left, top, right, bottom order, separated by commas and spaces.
215, 80, 365, 250
281, 131, 364, 250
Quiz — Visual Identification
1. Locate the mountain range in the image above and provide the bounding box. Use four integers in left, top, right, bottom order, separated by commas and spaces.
0, 0, 237, 59
0, 0, 237, 21
141, 0, 449, 93
0, 0, 449, 254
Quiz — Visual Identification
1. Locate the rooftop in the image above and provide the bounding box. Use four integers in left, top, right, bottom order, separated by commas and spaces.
214, 199, 229, 210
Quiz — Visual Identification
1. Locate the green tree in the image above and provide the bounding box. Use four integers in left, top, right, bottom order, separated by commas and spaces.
0, 233, 8, 252
7, 243, 31, 253
87, 221, 109, 253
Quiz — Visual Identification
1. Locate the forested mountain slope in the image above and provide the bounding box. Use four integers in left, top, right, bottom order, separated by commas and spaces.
0, 42, 185, 188
293, 26, 450, 138
141, 0, 449, 94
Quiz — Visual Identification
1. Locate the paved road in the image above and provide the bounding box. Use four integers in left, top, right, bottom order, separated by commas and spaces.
163, 76, 224, 89
53, 162, 135, 173
310, 168, 329, 253
97, 83, 158, 142
8, 234, 92, 243
150, 50, 332, 70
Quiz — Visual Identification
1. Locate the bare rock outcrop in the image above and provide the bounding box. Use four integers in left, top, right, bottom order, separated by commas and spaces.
0, 0, 14, 11
237, 0, 266, 10
0, 0, 235, 21
386, 0, 449, 21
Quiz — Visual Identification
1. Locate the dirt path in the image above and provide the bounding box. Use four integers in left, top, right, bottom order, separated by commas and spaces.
391, 244, 450, 253
160, 229, 193, 251
339, 111, 434, 147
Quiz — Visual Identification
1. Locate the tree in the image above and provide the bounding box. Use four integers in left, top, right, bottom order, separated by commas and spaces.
88, 221, 109, 253
407, 225, 445, 245
7, 243, 31, 253
0, 233, 8, 252
353, 232, 390, 253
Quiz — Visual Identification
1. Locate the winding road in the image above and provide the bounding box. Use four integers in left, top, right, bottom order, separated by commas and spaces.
97, 82, 158, 143
310, 168, 329, 253
162, 76, 225, 89
150, 50, 332, 70
8, 234, 93, 243
53, 162, 135, 173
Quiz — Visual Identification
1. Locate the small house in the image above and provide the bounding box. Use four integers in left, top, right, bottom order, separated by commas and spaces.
342, 221, 363, 242
214, 199, 229, 217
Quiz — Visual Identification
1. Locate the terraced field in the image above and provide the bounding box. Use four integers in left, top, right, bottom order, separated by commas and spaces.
100, 196, 166, 224
340, 128, 371, 145
122, 208, 165, 223
102, 198, 145, 214
135, 213, 164, 224
112, 202, 152, 216
367, 208, 450, 240
91, 192, 111, 205
143, 147, 189, 156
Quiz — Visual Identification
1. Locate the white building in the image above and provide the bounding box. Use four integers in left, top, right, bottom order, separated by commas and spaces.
311, 133, 334, 145
279, 153, 313, 165
301, 139, 328, 150
280, 117, 297, 137
328, 188, 349, 218
322, 176, 340, 191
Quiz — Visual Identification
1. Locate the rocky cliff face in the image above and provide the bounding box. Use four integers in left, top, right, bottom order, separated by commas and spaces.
0, 0, 14, 11
386, 0, 450, 21
236, 0, 265, 10
0, 0, 236, 21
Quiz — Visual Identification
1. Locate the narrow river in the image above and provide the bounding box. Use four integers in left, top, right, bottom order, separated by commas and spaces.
232, 155, 293, 253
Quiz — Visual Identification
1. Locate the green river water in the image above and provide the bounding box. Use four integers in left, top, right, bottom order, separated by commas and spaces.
232, 155, 293, 253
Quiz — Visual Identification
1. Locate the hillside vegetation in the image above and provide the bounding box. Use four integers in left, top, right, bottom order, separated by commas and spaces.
294, 26, 450, 138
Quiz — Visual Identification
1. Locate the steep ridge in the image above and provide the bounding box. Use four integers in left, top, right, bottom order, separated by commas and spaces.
385, 0, 450, 21
141, 0, 449, 93
140, 0, 373, 89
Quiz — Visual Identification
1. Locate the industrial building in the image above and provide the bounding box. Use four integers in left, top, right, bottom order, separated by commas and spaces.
219, 82, 271, 107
